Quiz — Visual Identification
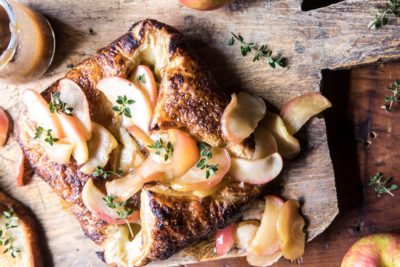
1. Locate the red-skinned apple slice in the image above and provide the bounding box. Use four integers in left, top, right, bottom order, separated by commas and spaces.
280, 93, 332, 135
248, 195, 284, 256
58, 78, 92, 140
253, 126, 278, 159
80, 122, 118, 175
277, 199, 305, 261
16, 151, 25, 187
97, 77, 153, 133
130, 65, 158, 108
58, 114, 88, 165
216, 224, 236, 256
22, 89, 64, 138
0, 108, 9, 146
221, 92, 266, 144
261, 112, 300, 159
82, 178, 139, 224
44, 138, 75, 164
229, 152, 283, 185
246, 251, 283, 267
171, 148, 231, 192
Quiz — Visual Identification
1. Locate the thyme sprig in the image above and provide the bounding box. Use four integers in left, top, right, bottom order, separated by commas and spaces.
196, 142, 219, 179
147, 138, 174, 161
112, 95, 135, 118
369, 172, 398, 197
49, 92, 73, 116
381, 80, 400, 112
103, 195, 134, 237
0, 208, 20, 258
34, 126, 59, 146
93, 166, 123, 179
229, 33, 286, 69
368, 0, 400, 29
137, 74, 146, 84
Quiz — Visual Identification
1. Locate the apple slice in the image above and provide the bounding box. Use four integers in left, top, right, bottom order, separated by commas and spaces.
16, 151, 25, 187
246, 251, 283, 267
82, 178, 139, 224
221, 92, 266, 144
169, 129, 199, 177
126, 125, 154, 149
171, 148, 231, 192
130, 65, 158, 108
253, 126, 278, 159
235, 220, 260, 251
280, 93, 332, 135
97, 77, 153, 133
261, 112, 300, 159
58, 78, 92, 140
0, 108, 9, 146
248, 196, 284, 256
58, 114, 88, 165
216, 224, 236, 256
22, 89, 64, 138
229, 152, 283, 185
277, 199, 305, 261
118, 127, 145, 173
43, 137, 75, 164
80, 122, 118, 175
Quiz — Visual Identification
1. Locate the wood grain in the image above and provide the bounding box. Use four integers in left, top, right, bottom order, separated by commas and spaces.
0, 0, 398, 266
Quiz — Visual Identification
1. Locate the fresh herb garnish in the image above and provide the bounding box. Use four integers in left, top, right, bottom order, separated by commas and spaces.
137, 74, 146, 84
49, 92, 73, 116
93, 166, 123, 179
66, 63, 74, 69
147, 138, 174, 161
102, 194, 134, 237
34, 127, 59, 146
381, 80, 400, 112
369, 172, 398, 197
368, 0, 400, 29
112, 95, 135, 118
229, 33, 286, 68
196, 142, 219, 179
0, 208, 20, 258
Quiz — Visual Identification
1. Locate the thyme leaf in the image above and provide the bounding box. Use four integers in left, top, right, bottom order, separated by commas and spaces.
49, 92, 73, 116
369, 172, 398, 197
112, 95, 135, 118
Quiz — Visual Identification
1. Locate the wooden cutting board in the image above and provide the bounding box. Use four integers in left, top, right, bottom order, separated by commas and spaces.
0, 0, 398, 266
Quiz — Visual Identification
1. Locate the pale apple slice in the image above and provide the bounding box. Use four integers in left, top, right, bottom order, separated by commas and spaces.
216, 224, 236, 256
0, 107, 9, 146
43, 137, 75, 164
130, 65, 158, 108
58, 78, 92, 140
106, 157, 167, 201
261, 112, 300, 159
97, 77, 153, 133
22, 89, 64, 138
235, 220, 260, 251
80, 122, 118, 175
171, 148, 231, 192
126, 125, 154, 148
248, 196, 284, 256
118, 127, 145, 173
246, 251, 283, 267
82, 178, 139, 224
277, 199, 305, 261
280, 93, 332, 135
58, 114, 88, 165
221, 92, 266, 144
15, 151, 25, 187
169, 129, 199, 177
229, 152, 283, 185
253, 126, 278, 159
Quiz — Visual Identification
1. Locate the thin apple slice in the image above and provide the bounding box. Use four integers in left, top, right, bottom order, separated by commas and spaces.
171, 147, 231, 192
16, 151, 25, 187
277, 199, 305, 261
106, 157, 167, 201
43, 138, 75, 164
280, 93, 332, 135
230, 152, 283, 185
253, 126, 278, 159
261, 112, 300, 159
97, 77, 153, 133
58, 78, 92, 140
246, 251, 283, 267
126, 125, 154, 148
130, 65, 158, 108
82, 178, 139, 224
221, 92, 266, 144
22, 89, 64, 138
235, 220, 260, 251
80, 122, 118, 175
118, 127, 145, 173
0, 108, 9, 146
58, 114, 88, 165
248, 196, 284, 256
216, 224, 236, 256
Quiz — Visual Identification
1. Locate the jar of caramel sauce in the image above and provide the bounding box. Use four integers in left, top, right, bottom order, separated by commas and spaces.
0, 0, 55, 83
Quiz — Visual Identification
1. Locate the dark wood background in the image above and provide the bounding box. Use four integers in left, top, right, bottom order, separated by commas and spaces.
191, 62, 400, 266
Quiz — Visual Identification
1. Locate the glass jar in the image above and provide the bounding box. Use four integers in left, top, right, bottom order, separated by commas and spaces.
0, 0, 55, 83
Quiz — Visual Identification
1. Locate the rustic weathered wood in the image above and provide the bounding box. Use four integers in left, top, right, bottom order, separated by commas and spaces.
0, 0, 399, 266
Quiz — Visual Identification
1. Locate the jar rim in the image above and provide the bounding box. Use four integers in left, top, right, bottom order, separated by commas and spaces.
0, 0, 18, 69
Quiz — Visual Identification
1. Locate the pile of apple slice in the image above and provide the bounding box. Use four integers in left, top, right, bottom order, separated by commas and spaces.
215, 196, 305, 266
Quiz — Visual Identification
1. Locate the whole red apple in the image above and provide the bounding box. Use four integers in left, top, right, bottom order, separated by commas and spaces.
179, 0, 232, 11
341, 233, 400, 267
